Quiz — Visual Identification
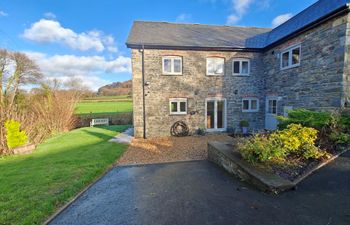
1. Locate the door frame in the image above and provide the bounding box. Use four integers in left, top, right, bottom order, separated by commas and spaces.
265, 96, 279, 130
205, 97, 227, 132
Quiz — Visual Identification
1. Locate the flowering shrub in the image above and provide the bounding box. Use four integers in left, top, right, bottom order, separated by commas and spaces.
239, 124, 325, 163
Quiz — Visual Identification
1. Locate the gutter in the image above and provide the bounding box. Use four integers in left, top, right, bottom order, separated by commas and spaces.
126, 44, 262, 52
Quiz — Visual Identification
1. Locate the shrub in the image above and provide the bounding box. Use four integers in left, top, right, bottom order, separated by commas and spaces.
238, 135, 286, 163
238, 124, 325, 163
5, 120, 28, 149
270, 124, 320, 159
329, 131, 350, 145
240, 120, 249, 127
277, 109, 332, 130
338, 111, 350, 133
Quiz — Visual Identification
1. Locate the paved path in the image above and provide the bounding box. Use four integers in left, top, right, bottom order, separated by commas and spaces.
49, 152, 350, 225
109, 127, 134, 144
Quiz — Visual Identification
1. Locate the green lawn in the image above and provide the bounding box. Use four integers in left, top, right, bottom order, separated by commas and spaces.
0, 125, 129, 225
75, 101, 133, 115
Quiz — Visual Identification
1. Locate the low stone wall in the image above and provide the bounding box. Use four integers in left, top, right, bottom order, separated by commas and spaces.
13, 144, 36, 155
75, 112, 133, 128
208, 141, 294, 193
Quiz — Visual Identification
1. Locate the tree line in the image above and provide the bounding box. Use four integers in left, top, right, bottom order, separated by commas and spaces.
0, 49, 84, 155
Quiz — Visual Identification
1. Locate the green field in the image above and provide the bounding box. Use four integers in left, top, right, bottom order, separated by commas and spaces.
0, 125, 129, 225
75, 96, 133, 115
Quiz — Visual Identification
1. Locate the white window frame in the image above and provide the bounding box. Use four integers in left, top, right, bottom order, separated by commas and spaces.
280, 44, 301, 70
169, 98, 187, 115
242, 97, 259, 112
232, 58, 250, 76
206, 57, 225, 76
162, 56, 183, 75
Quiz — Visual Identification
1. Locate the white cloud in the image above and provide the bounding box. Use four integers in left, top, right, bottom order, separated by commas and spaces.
226, 0, 254, 25
24, 51, 131, 91
0, 11, 8, 17
43, 12, 56, 19
22, 19, 117, 53
176, 13, 192, 23
272, 13, 293, 28
226, 15, 240, 25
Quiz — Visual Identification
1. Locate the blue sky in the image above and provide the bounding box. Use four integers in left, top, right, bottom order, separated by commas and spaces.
0, 0, 317, 90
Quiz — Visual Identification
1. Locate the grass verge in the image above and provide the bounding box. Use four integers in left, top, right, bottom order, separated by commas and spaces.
0, 125, 129, 225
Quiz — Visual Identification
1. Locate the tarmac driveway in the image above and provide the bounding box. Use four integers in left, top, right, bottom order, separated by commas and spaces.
49, 152, 350, 225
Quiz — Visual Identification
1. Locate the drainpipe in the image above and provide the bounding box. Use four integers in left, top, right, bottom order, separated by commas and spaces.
141, 45, 147, 139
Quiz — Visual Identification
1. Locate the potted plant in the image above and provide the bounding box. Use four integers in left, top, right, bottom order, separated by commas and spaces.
240, 120, 249, 135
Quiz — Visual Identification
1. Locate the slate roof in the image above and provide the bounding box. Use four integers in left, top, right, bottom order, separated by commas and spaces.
265, 0, 350, 46
126, 0, 350, 50
126, 22, 271, 49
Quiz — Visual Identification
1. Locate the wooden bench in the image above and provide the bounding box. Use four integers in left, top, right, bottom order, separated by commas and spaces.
90, 118, 109, 127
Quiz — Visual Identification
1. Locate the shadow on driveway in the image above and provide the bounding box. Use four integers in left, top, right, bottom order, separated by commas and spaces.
49, 152, 350, 225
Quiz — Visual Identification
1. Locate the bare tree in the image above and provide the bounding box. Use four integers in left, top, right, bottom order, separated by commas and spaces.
0, 49, 42, 154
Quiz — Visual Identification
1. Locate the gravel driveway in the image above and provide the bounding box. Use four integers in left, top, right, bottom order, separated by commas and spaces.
117, 134, 233, 165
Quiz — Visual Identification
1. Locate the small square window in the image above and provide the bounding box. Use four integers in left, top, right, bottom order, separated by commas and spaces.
281, 45, 301, 69
242, 98, 259, 112
207, 58, 224, 75
233, 59, 250, 76
162, 56, 182, 75
169, 98, 187, 115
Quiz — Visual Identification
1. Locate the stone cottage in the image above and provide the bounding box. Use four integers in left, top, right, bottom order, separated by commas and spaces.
126, 0, 350, 138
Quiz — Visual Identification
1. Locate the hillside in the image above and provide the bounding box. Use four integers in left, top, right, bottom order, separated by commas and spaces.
97, 80, 132, 96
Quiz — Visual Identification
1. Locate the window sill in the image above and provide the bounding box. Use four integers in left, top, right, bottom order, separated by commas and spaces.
281, 64, 300, 71
162, 73, 183, 76
242, 110, 259, 113
170, 113, 187, 116
233, 74, 250, 77
206, 74, 224, 76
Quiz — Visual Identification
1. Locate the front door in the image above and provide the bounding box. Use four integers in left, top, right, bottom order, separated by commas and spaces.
265, 97, 278, 130
206, 98, 226, 131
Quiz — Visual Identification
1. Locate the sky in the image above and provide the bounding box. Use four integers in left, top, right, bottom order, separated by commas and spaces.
0, 0, 317, 91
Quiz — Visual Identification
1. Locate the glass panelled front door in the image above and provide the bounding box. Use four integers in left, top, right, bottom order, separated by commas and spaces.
206, 98, 226, 131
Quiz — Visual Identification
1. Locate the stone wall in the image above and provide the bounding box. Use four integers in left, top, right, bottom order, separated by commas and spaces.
343, 13, 350, 107
131, 13, 350, 138
131, 49, 265, 138
263, 14, 348, 116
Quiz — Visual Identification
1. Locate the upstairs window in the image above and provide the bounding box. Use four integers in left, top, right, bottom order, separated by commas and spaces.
169, 98, 187, 115
233, 59, 250, 76
242, 98, 259, 112
281, 45, 301, 70
162, 56, 182, 75
206, 57, 225, 76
